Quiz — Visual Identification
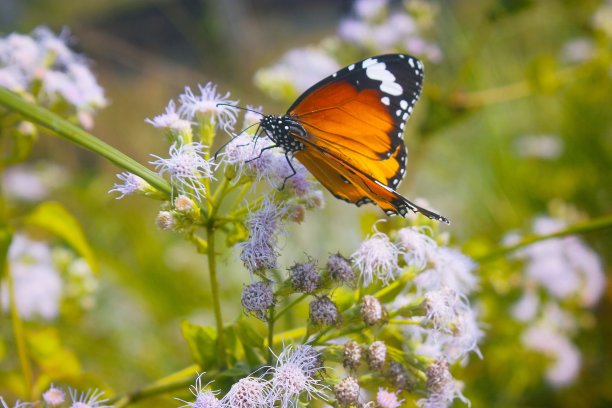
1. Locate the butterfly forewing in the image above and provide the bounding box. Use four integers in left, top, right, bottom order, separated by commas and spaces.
288, 54, 423, 189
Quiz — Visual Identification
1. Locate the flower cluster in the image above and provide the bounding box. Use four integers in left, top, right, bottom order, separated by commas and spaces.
505, 215, 605, 386
178, 345, 327, 408
0, 27, 106, 128
1, 385, 111, 408
1, 234, 98, 321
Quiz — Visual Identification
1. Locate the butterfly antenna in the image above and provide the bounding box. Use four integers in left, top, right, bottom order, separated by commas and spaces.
216, 103, 264, 117
213, 122, 262, 160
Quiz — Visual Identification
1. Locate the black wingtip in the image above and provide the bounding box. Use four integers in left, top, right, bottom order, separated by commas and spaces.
399, 198, 450, 225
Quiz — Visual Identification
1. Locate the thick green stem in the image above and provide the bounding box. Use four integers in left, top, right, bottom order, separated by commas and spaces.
206, 224, 226, 368
477, 214, 612, 263
0, 87, 171, 195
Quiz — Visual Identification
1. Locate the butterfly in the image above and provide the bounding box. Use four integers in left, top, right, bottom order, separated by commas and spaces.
257, 54, 449, 224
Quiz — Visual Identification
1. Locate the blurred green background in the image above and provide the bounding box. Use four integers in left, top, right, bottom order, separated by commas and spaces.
0, 0, 610, 407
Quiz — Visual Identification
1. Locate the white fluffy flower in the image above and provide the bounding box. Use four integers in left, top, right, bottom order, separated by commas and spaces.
414, 247, 478, 295
178, 82, 239, 130
352, 231, 401, 286
1, 235, 62, 321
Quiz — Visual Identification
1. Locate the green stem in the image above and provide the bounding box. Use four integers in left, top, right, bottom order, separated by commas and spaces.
267, 305, 275, 365
205, 224, 226, 368
274, 294, 308, 321
0, 87, 171, 195
477, 214, 612, 263
6, 265, 34, 399
111, 364, 203, 407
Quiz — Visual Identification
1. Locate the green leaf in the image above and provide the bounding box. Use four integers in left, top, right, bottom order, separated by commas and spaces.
181, 321, 218, 369
0, 227, 12, 280
232, 318, 265, 366
24, 201, 98, 273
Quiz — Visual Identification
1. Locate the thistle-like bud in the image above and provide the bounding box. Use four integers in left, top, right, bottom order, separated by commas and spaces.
241, 280, 275, 320
156, 210, 175, 230
327, 253, 355, 284
174, 194, 199, 217
367, 340, 387, 371
290, 261, 321, 293
387, 361, 410, 390
334, 376, 360, 407
360, 295, 385, 326
343, 340, 363, 371
309, 295, 340, 326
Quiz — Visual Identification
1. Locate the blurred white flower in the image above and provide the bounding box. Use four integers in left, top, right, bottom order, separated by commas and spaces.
1, 235, 62, 321
109, 172, 149, 199
68, 388, 110, 408
354, 0, 388, 19
561, 38, 596, 63
522, 325, 581, 387
396, 226, 438, 271
254, 48, 340, 99
220, 377, 269, 408
417, 360, 469, 408
414, 247, 478, 295
2, 163, 68, 201
146, 100, 193, 133
514, 134, 563, 160
176, 372, 220, 408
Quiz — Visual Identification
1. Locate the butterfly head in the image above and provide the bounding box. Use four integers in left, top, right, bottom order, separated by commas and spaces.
260, 114, 306, 153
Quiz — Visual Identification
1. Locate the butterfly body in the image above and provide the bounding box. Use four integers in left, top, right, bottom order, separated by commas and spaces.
258, 54, 449, 224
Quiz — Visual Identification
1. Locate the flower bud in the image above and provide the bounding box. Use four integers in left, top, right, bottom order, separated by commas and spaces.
387, 361, 410, 390
156, 210, 175, 230
327, 253, 355, 284
290, 261, 321, 293
309, 295, 340, 326
334, 376, 360, 407
367, 340, 387, 371
360, 295, 385, 326
241, 280, 275, 320
343, 340, 363, 371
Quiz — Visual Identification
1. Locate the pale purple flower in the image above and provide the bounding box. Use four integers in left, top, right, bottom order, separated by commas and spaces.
376, 387, 404, 408
176, 372, 220, 408
43, 385, 66, 406
68, 388, 110, 408
396, 226, 437, 271
414, 247, 478, 295
511, 288, 539, 322
522, 325, 581, 387
254, 48, 340, 98
220, 377, 269, 408
352, 231, 401, 286
0, 65, 26, 91
2, 163, 67, 202
1, 235, 62, 320
562, 38, 595, 63
109, 172, 149, 199
267, 345, 328, 407
0, 398, 34, 408
178, 82, 239, 130
146, 100, 192, 133
243, 105, 263, 128
354, 0, 388, 19
222, 131, 275, 181
239, 198, 285, 272
151, 142, 215, 201
514, 134, 563, 160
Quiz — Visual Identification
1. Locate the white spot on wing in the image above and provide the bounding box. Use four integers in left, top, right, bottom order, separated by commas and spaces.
408, 58, 415, 67
400, 100, 408, 110
381, 96, 390, 106
348, 64, 355, 71
362, 58, 377, 68
365, 62, 403, 96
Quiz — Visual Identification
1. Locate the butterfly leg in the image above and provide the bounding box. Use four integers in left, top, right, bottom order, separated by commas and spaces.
245, 145, 278, 163
279, 153, 297, 190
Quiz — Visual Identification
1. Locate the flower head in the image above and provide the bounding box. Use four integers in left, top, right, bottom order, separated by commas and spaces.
151, 142, 215, 202
326, 253, 355, 284
417, 360, 469, 408
146, 100, 192, 134
414, 247, 478, 295
178, 82, 239, 130
109, 172, 149, 199
241, 280, 275, 320
220, 377, 269, 408
376, 387, 404, 408
309, 295, 340, 326
396, 227, 437, 271
343, 340, 363, 371
334, 377, 360, 407
68, 388, 110, 408
367, 341, 387, 371
289, 261, 321, 293
239, 198, 285, 272
43, 385, 66, 406
361, 295, 385, 326
352, 231, 401, 286
267, 345, 328, 407
176, 372, 220, 408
